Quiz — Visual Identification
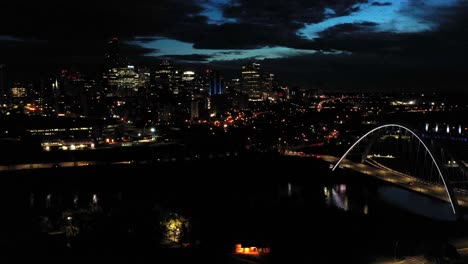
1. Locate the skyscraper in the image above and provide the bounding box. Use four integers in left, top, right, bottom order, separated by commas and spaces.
103, 38, 126, 97
263, 73, 274, 98
107, 65, 140, 97
207, 69, 224, 96
242, 62, 262, 101
182, 71, 195, 97
154, 60, 185, 96
105, 38, 122, 69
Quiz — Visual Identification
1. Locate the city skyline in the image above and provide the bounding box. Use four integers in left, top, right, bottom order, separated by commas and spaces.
1, 0, 468, 91
2, 2, 468, 261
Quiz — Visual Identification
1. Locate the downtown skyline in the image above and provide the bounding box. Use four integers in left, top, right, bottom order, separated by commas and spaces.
1, 0, 468, 91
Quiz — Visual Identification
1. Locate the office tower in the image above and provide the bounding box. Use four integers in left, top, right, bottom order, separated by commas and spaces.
105, 38, 122, 69
207, 69, 224, 96
263, 73, 274, 99
154, 60, 175, 94
242, 62, 262, 101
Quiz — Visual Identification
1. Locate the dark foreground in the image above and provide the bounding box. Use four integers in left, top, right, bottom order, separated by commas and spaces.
0, 155, 465, 263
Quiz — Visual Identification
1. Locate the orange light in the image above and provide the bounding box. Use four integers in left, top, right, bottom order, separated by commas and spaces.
234, 244, 270, 256
235, 244, 244, 253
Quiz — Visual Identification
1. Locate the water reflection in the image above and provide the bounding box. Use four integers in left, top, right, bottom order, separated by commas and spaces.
92, 194, 98, 205
46, 193, 52, 208
324, 183, 456, 221
73, 194, 78, 208
324, 184, 369, 215
378, 186, 456, 221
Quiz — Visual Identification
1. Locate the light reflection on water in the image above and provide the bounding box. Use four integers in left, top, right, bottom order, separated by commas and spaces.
324, 183, 457, 221
27, 182, 457, 222
324, 184, 368, 215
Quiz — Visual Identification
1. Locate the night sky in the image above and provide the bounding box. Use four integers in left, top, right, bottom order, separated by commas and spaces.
1, 0, 468, 91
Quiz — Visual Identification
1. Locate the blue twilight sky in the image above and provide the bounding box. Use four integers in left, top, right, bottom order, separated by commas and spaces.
130, 0, 461, 62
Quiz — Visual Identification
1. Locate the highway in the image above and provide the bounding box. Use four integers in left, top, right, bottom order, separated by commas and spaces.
319, 155, 468, 209
0, 161, 97, 171
0, 151, 239, 172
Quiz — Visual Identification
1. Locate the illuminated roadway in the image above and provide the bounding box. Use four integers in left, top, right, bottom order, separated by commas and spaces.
320, 155, 468, 208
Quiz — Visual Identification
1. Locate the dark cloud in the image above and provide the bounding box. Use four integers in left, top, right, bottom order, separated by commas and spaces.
206, 1, 468, 92
222, 0, 366, 23
0, 0, 206, 72
0, 0, 468, 92
157, 54, 212, 62
307, 2, 468, 59
0, 0, 368, 52
318, 22, 378, 38
188, 23, 305, 49
0, 0, 206, 39
371, 2, 392, 6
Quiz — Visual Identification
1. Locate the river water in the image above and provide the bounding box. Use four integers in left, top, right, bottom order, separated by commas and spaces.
0, 160, 462, 261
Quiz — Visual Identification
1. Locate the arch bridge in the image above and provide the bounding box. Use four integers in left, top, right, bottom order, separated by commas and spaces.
325, 124, 468, 216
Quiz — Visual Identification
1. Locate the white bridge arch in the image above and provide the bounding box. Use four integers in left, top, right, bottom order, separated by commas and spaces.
331, 124, 458, 215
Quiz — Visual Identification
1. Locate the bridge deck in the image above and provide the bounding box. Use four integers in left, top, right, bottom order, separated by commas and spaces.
320, 155, 468, 208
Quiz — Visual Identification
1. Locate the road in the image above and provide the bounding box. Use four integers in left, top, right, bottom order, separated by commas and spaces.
319, 155, 468, 208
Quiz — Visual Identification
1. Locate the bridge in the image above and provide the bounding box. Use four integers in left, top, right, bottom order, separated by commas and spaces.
320, 124, 468, 216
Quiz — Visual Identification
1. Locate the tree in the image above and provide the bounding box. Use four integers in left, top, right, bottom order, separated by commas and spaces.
161, 213, 190, 246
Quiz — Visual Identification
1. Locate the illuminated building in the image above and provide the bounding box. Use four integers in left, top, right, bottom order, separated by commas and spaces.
182, 71, 195, 82
137, 67, 151, 92
181, 71, 196, 100
191, 72, 209, 96
263, 73, 274, 99
51, 78, 66, 115
207, 69, 224, 96
157, 103, 174, 123
11, 85, 27, 98
173, 70, 183, 95
155, 60, 182, 95
235, 244, 270, 256
290, 86, 305, 101
242, 62, 262, 101
106, 66, 141, 97
183, 70, 195, 89
226, 78, 241, 94
191, 100, 199, 120
103, 38, 129, 96
24, 117, 97, 150
105, 38, 123, 69
278, 85, 289, 100
8, 83, 30, 113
